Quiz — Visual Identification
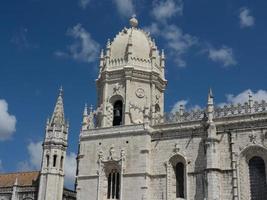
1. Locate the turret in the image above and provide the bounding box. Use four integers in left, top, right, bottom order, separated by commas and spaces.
38, 87, 68, 200
95, 16, 167, 128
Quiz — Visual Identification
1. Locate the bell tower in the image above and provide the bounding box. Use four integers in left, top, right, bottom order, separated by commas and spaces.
95, 16, 167, 128
38, 88, 68, 200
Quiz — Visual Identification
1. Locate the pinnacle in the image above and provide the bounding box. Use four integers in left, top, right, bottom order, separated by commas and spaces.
51, 87, 65, 127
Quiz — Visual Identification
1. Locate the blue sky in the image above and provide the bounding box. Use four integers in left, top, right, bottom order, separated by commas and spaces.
1, 0, 267, 188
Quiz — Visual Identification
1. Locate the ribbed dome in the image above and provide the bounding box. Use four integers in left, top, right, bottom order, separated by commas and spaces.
110, 27, 155, 62
99, 17, 165, 75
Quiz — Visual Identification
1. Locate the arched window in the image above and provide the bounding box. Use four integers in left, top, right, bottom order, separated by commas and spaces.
249, 156, 267, 200
53, 155, 57, 167
113, 100, 123, 126
155, 104, 160, 113
107, 169, 120, 199
60, 156, 64, 169
46, 155, 49, 167
175, 162, 185, 198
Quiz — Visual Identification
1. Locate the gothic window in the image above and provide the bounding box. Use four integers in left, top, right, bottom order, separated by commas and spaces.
113, 100, 123, 126
60, 156, 64, 169
107, 169, 120, 199
249, 156, 267, 200
175, 162, 185, 198
53, 155, 57, 167
46, 155, 49, 167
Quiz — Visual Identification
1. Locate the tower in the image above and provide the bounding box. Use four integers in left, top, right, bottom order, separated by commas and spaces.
95, 16, 167, 127
38, 88, 69, 200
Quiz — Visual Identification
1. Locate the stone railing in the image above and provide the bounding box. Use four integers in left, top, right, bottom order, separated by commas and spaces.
214, 100, 267, 118
156, 100, 267, 125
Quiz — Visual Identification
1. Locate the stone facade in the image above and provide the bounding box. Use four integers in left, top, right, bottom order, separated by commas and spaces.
76, 16, 267, 200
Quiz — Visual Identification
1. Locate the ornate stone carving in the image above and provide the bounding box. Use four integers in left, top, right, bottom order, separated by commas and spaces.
249, 134, 257, 144
113, 83, 121, 94
135, 88, 145, 98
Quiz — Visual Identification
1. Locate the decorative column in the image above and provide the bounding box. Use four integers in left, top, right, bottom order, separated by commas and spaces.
205, 89, 221, 200
229, 131, 238, 200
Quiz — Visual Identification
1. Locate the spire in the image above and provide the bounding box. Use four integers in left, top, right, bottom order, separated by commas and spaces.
207, 88, 214, 123
51, 87, 65, 127
88, 105, 95, 129
151, 39, 157, 66
105, 39, 111, 65
82, 104, 89, 131
99, 49, 104, 69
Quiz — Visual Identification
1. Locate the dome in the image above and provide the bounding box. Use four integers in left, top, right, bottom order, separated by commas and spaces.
106, 17, 161, 70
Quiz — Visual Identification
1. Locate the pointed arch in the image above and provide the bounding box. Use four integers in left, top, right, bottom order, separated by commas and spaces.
238, 145, 267, 200
166, 153, 187, 200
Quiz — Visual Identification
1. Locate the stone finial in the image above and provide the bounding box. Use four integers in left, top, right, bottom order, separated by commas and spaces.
248, 91, 253, 108
14, 177, 18, 186
81, 104, 89, 131
83, 104, 88, 116
51, 87, 65, 127
129, 14, 138, 28
99, 49, 104, 69
179, 104, 184, 116
88, 105, 95, 129
207, 88, 214, 122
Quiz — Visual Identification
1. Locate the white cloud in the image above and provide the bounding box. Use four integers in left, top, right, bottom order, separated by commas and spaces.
55, 24, 100, 63
79, 0, 90, 9
0, 99, 16, 141
162, 25, 198, 67
152, 0, 183, 22
17, 141, 42, 171
64, 152, 77, 188
208, 46, 237, 67
28, 141, 43, 169
145, 24, 197, 67
144, 22, 160, 36
171, 99, 201, 113
113, 0, 135, 17
17, 140, 76, 188
222, 89, 267, 106
171, 100, 188, 113
239, 7, 255, 28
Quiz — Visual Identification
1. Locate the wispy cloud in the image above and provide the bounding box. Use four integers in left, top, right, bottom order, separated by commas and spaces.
208, 46, 237, 67
113, 0, 135, 17
0, 99, 16, 141
55, 24, 100, 63
239, 7, 255, 28
11, 27, 38, 50
0, 160, 3, 172
145, 0, 198, 67
163, 25, 198, 67
79, 0, 91, 9
152, 0, 183, 22
145, 23, 198, 67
